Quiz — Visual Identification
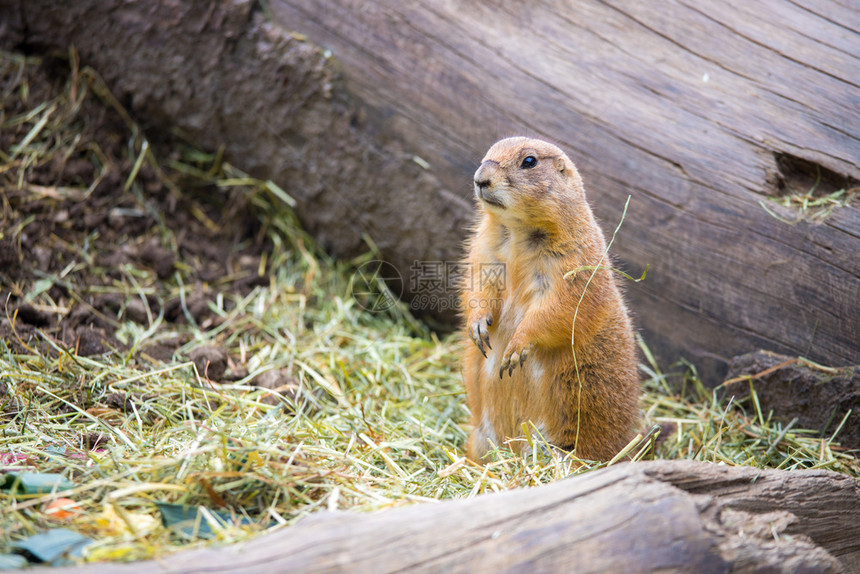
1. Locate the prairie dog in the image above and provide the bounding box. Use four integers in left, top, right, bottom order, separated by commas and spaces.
461, 137, 640, 461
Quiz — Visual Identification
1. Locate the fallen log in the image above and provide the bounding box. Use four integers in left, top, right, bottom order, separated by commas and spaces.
269, 0, 860, 381
23, 460, 860, 573
3, 0, 859, 382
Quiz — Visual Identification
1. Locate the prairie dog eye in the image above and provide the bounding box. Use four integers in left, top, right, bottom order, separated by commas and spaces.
520, 156, 537, 169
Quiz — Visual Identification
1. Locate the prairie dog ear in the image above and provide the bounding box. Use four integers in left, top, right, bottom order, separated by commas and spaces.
555, 157, 566, 174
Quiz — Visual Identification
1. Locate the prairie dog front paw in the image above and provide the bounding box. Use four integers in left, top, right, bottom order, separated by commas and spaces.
499, 339, 533, 379
468, 313, 493, 358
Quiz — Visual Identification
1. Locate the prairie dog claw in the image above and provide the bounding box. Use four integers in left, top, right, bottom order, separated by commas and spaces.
468, 314, 493, 357
499, 343, 532, 379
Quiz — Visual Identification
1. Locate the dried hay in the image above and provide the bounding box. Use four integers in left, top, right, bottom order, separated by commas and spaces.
0, 49, 857, 566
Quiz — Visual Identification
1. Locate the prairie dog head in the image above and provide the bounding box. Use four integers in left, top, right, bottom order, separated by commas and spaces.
473, 137, 584, 225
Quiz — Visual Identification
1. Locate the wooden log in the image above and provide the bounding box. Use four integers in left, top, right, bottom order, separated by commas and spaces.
23, 460, 860, 573
2, 0, 467, 306
268, 0, 860, 381
4, 0, 859, 382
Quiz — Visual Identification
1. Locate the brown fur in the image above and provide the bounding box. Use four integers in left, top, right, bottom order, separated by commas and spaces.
461, 137, 640, 462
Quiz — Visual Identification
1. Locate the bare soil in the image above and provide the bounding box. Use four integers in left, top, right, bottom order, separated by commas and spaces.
1, 53, 267, 368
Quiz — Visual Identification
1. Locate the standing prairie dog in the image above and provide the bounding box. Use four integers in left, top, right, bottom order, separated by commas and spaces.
461, 137, 640, 462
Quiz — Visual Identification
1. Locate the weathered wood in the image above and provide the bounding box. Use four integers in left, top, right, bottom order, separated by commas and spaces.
3, 0, 859, 382
23, 461, 860, 573
269, 0, 860, 380
1, 0, 466, 306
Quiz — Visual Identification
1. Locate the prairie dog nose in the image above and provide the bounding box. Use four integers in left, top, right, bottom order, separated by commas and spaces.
474, 161, 500, 190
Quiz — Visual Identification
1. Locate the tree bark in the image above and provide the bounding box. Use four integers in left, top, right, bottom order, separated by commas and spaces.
2, 0, 859, 382
24, 460, 860, 573
268, 0, 860, 381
